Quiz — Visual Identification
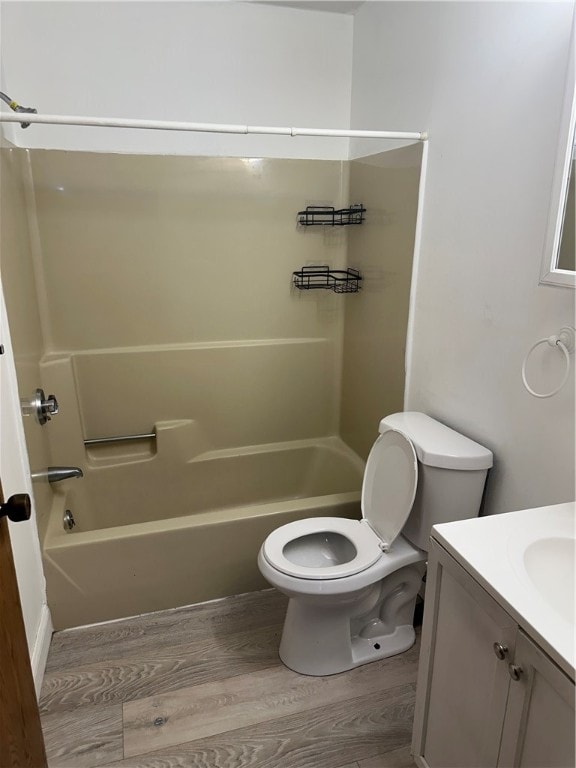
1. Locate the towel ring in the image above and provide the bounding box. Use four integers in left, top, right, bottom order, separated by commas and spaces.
521, 327, 575, 399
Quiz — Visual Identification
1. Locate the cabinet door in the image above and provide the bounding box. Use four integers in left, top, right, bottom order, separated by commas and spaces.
498, 630, 575, 768
413, 540, 517, 768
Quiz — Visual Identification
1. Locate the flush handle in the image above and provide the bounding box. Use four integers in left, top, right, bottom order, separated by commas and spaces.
493, 642, 508, 660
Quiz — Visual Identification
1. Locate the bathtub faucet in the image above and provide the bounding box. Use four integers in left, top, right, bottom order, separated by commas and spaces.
45, 466, 84, 483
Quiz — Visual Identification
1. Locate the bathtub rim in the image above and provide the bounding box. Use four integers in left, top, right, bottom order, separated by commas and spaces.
44, 435, 365, 541
44, 490, 363, 550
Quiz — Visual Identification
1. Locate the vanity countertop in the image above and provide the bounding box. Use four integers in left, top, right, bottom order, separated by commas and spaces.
432, 501, 575, 680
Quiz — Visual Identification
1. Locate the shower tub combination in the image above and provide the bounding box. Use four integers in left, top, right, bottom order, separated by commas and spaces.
41, 341, 364, 629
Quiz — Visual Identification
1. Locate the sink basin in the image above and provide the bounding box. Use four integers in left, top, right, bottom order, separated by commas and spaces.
523, 536, 575, 624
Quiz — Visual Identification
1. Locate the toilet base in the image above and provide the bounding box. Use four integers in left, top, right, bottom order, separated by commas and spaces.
280, 621, 416, 676
278, 563, 424, 676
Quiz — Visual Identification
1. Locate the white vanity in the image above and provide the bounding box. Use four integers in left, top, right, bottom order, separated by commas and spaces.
412, 502, 575, 768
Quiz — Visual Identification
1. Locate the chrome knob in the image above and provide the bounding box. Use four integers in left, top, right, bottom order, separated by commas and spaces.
43, 393, 59, 417
493, 642, 508, 660
508, 664, 523, 681
30, 388, 59, 425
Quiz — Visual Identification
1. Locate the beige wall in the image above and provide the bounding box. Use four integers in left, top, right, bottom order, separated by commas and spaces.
25, 148, 421, 470
27, 151, 356, 470
341, 144, 422, 459
29, 152, 349, 351
41, 341, 339, 476
0, 143, 54, 539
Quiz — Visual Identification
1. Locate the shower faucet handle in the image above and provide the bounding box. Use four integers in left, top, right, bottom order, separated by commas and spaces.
27, 388, 59, 425
42, 393, 59, 418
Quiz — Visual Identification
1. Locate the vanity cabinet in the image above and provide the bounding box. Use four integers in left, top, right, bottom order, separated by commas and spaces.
412, 538, 575, 768
498, 630, 575, 768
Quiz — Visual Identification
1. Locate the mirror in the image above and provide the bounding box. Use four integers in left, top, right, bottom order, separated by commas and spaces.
540, 84, 576, 288
557, 141, 575, 272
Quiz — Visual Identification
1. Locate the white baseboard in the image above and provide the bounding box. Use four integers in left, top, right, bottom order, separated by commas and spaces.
31, 604, 53, 698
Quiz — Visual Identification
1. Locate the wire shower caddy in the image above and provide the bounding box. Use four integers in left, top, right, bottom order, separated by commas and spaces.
297, 204, 366, 227
292, 266, 362, 294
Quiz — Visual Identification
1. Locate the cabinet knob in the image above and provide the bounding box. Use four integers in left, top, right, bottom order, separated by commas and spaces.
493, 642, 508, 660
508, 663, 523, 681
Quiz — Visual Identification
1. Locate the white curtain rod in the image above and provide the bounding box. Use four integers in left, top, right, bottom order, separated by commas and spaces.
0, 111, 427, 141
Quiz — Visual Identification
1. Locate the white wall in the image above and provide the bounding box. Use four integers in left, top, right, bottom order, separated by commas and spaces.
0, 284, 51, 693
0, 1, 353, 159
352, 1, 576, 515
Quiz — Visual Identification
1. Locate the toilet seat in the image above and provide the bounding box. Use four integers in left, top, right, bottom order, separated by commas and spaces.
262, 430, 419, 582
262, 517, 383, 580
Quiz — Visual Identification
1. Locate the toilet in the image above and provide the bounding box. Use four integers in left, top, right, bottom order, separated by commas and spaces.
258, 412, 493, 676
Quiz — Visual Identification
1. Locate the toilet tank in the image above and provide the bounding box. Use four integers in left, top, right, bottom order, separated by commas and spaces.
379, 412, 493, 552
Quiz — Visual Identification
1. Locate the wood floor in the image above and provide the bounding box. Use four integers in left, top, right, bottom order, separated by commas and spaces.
40, 589, 419, 768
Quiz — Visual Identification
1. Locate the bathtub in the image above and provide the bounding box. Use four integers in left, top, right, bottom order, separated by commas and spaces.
43, 436, 364, 629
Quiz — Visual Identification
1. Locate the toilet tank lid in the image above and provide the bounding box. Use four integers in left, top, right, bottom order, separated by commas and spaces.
379, 412, 493, 471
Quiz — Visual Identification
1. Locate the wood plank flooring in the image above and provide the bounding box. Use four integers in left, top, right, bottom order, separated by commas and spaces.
40, 589, 419, 768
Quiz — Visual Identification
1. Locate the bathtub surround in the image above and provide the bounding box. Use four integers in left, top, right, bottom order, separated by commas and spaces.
18, 151, 349, 542
28, 153, 349, 351
0, 146, 422, 628
341, 144, 422, 459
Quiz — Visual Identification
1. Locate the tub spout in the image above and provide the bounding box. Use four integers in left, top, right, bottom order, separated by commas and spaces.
46, 466, 84, 483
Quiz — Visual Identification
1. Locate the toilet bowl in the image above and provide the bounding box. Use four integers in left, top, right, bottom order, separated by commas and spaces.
258, 412, 493, 676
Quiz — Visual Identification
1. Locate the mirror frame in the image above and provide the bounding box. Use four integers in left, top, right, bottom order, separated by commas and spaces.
540, 52, 576, 289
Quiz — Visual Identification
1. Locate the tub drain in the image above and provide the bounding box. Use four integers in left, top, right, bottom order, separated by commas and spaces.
63, 509, 76, 531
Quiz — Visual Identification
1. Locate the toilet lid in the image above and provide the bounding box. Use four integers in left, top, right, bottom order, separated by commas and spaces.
362, 428, 418, 549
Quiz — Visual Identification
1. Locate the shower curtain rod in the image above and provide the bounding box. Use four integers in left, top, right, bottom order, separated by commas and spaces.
0, 111, 427, 140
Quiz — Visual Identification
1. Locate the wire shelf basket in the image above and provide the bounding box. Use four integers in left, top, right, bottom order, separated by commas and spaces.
292, 266, 362, 294
297, 204, 366, 227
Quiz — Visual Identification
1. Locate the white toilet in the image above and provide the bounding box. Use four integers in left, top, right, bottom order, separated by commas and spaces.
258, 412, 493, 676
